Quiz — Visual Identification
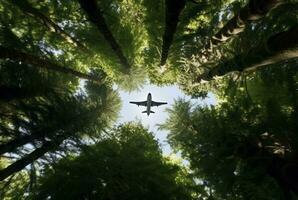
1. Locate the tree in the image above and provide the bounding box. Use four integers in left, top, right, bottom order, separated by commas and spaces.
0, 45, 102, 83
31, 123, 196, 200
78, 0, 131, 73
0, 0, 146, 89
207, 0, 282, 49
150, 0, 297, 93
161, 74, 298, 199
160, 0, 186, 66
198, 26, 298, 81
0, 59, 121, 181
0, 84, 120, 181
0, 158, 29, 200
9, 0, 87, 50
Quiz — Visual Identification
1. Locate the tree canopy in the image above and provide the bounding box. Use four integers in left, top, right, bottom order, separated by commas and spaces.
1, 0, 298, 199
31, 123, 197, 200
161, 62, 298, 199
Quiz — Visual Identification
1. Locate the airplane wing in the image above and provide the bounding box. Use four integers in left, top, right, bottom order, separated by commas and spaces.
129, 101, 147, 106
151, 101, 167, 107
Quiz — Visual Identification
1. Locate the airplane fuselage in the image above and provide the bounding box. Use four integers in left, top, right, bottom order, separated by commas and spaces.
129, 93, 167, 116
146, 93, 152, 116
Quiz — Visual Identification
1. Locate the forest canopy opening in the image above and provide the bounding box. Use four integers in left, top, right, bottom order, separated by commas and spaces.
0, 0, 298, 199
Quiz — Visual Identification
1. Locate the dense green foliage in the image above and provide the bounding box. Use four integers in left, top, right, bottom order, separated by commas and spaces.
31, 123, 196, 200
161, 64, 298, 199
1, 0, 298, 199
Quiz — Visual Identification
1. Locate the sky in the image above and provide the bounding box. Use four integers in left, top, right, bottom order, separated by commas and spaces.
117, 84, 216, 155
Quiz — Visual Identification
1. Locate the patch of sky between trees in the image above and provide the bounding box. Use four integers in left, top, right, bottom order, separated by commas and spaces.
117, 83, 217, 155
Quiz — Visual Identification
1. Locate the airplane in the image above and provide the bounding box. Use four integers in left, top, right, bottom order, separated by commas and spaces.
129, 93, 167, 116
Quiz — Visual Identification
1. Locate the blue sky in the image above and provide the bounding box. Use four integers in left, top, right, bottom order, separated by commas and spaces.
117, 84, 216, 155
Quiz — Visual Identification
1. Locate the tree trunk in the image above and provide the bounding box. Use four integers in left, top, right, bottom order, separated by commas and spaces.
0, 139, 61, 181
199, 26, 298, 81
0, 85, 27, 102
0, 85, 54, 102
0, 134, 38, 155
160, 0, 186, 66
267, 156, 298, 199
0, 46, 102, 83
78, 0, 131, 74
10, 0, 87, 51
208, 0, 282, 49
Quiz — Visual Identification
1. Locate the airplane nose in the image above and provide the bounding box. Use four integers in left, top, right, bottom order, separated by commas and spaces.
149, 93, 151, 95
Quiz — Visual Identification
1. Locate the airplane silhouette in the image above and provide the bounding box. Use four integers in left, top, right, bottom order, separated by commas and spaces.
129, 93, 167, 116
